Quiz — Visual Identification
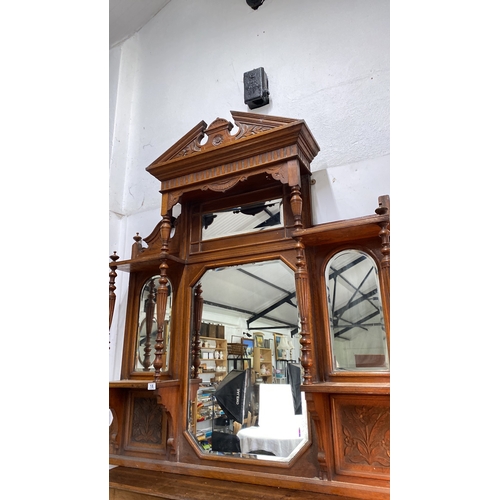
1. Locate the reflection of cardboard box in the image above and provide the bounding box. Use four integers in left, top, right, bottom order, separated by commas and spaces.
208, 324, 217, 338
216, 324, 225, 339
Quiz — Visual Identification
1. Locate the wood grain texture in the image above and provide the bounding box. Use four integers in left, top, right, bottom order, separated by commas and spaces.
110, 467, 361, 500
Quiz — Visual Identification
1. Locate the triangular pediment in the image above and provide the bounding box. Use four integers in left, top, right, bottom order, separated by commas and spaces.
146, 111, 302, 171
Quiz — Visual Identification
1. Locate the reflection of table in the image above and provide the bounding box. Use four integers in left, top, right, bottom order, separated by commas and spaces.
238, 384, 308, 458
237, 418, 305, 457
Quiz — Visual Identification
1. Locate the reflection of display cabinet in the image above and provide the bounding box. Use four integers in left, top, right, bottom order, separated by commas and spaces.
193, 386, 224, 451
199, 336, 227, 384
253, 346, 273, 384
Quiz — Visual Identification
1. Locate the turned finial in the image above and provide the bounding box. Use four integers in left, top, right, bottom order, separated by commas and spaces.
375, 195, 390, 216
131, 233, 143, 259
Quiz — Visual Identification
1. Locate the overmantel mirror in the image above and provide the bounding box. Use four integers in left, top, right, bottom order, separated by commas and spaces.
109, 111, 390, 497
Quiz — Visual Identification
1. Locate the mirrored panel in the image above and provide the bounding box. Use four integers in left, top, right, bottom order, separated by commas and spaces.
134, 276, 172, 372
201, 198, 283, 241
326, 250, 389, 371
188, 260, 308, 462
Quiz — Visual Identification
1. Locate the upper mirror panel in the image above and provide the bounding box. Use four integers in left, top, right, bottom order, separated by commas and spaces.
188, 260, 308, 462
326, 250, 389, 372
134, 276, 172, 373
201, 198, 283, 241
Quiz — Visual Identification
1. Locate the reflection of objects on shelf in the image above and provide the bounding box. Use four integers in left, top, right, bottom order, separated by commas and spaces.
281, 336, 294, 360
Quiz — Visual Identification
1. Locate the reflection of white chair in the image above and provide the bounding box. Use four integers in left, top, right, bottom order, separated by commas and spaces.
237, 384, 307, 458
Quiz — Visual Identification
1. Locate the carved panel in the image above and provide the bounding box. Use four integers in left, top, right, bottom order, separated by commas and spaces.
123, 391, 168, 456
332, 395, 390, 479
131, 397, 164, 444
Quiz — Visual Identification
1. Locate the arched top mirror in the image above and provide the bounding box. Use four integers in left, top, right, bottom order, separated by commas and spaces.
188, 259, 309, 462
134, 275, 172, 373
326, 250, 389, 372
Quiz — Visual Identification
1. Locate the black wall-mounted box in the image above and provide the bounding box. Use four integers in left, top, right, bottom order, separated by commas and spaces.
243, 67, 270, 109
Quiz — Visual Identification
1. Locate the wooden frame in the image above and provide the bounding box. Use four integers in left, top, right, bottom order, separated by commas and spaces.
241, 337, 254, 360
273, 333, 285, 360
254, 332, 264, 348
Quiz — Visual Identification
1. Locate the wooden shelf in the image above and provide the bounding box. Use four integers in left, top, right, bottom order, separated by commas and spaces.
253, 346, 273, 383
199, 336, 227, 383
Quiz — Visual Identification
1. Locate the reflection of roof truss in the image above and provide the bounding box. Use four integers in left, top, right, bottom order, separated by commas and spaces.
203, 299, 298, 333
202, 202, 281, 233
330, 257, 384, 339
203, 268, 298, 334
334, 310, 382, 338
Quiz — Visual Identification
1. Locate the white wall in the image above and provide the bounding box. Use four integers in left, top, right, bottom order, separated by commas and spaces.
109, 0, 390, 379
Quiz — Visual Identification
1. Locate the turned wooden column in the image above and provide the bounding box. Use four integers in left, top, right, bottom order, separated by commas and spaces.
290, 184, 303, 230
191, 283, 203, 379
375, 195, 390, 356
154, 214, 172, 382
109, 252, 119, 332
290, 184, 314, 384
295, 236, 313, 385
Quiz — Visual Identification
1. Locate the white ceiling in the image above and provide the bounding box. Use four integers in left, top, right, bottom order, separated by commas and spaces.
109, 0, 172, 49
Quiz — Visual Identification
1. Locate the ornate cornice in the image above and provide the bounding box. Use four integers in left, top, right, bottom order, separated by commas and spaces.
146, 111, 320, 208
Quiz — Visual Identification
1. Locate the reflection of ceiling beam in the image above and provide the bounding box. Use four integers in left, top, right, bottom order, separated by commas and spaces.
203, 299, 296, 331
237, 268, 290, 295
339, 268, 378, 312
329, 257, 381, 340
237, 268, 298, 333
329, 255, 366, 280
334, 310, 383, 338
247, 292, 296, 325
333, 288, 378, 323
254, 210, 281, 228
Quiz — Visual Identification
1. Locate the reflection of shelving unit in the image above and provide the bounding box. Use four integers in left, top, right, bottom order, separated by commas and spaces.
194, 386, 225, 451
254, 346, 273, 384
199, 336, 227, 384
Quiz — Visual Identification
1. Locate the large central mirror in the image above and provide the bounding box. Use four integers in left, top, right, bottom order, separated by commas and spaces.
188, 259, 308, 461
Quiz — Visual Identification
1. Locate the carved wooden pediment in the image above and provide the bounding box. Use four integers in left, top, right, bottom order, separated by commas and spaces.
147, 111, 302, 165
146, 111, 320, 213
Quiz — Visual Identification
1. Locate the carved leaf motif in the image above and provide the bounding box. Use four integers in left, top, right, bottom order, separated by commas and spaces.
174, 138, 202, 158
131, 397, 163, 444
235, 123, 273, 140
340, 405, 390, 468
